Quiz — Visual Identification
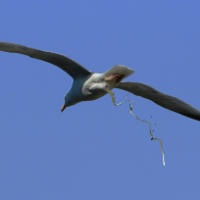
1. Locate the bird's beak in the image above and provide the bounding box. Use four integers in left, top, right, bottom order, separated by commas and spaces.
61, 104, 67, 112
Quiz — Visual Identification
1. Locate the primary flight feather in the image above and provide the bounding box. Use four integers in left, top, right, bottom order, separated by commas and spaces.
0, 42, 199, 121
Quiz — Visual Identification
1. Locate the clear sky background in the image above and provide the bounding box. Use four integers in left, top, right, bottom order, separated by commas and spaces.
0, 0, 200, 199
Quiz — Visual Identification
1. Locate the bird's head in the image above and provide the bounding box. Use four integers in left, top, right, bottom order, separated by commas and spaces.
60, 78, 87, 112
60, 97, 70, 112
61, 104, 67, 112
60, 92, 79, 112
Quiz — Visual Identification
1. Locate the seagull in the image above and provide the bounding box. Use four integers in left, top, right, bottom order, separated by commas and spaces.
0, 42, 200, 121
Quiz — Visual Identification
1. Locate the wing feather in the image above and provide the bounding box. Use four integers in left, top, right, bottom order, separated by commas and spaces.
0, 42, 91, 79
117, 82, 200, 121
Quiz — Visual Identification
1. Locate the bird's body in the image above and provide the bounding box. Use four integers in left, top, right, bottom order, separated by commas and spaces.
63, 66, 134, 109
82, 67, 133, 99
62, 73, 108, 108
0, 41, 200, 121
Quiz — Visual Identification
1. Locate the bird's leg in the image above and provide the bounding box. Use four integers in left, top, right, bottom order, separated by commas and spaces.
128, 99, 166, 167
105, 89, 123, 106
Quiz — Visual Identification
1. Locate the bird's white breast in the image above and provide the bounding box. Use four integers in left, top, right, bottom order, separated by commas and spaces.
82, 73, 107, 95
82, 65, 134, 96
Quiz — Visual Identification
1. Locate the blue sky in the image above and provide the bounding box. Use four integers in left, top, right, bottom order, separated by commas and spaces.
0, 0, 200, 199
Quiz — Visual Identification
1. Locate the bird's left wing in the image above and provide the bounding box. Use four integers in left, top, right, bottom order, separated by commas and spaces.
0, 42, 91, 79
116, 82, 200, 121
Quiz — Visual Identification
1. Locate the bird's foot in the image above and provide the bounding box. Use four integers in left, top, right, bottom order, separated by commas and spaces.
105, 73, 124, 83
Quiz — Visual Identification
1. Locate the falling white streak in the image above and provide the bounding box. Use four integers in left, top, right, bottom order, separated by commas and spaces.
128, 100, 166, 167
106, 90, 166, 167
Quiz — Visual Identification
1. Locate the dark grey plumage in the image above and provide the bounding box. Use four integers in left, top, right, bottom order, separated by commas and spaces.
0, 41, 200, 121
0, 42, 91, 78
117, 82, 200, 121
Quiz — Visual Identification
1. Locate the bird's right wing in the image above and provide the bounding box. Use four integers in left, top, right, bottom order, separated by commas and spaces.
0, 42, 91, 79
116, 82, 200, 121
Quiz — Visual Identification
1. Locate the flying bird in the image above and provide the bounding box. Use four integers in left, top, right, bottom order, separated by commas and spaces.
0, 42, 200, 121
